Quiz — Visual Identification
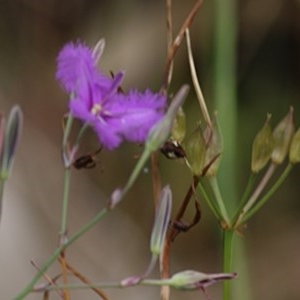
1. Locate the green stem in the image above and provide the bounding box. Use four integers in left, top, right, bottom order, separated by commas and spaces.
213, 0, 238, 298
62, 115, 73, 149
75, 123, 89, 146
121, 149, 151, 197
198, 179, 222, 221
232, 173, 257, 224
234, 163, 277, 227
242, 163, 293, 224
223, 230, 234, 300
39, 278, 172, 292
208, 176, 230, 225
213, 0, 238, 215
60, 168, 71, 238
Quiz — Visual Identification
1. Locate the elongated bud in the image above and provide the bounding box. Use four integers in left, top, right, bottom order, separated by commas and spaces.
184, 126, 206, 176
289, 127, 300, 164
146, 85, 189, 152
0, 105, 23, 180
203, 116, 223, 177
271, 107, 294, 164
171, 106, 186, 143
169, 270, 237, 291
150, 185, 172, 255
251, 115, 274, 173
121, 188, 172, 288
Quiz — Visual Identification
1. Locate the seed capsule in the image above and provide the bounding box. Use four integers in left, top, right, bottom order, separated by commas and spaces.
251, 115, 274, 173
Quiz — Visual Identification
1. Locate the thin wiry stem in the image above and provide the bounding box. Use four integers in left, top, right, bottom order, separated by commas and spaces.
241, 163, 293, 224
36, 278, 173, 293
166, 0, 174, 87
232, 173, 257, 225
208, 176, 230, 226
234, 163, 277, 227
185, 28, 212, 128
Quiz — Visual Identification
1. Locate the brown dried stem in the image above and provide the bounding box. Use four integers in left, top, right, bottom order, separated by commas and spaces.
166, 0, 174, 88
161, 0, 204, 92
58, 257, 109, 300
31, 260, 64, 299
60, 251, 70, 300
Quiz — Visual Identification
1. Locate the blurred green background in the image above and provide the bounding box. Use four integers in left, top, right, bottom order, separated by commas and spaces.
0, 0, 300, 299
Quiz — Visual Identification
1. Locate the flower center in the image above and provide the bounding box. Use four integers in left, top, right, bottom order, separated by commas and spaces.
91, 103, 102, 116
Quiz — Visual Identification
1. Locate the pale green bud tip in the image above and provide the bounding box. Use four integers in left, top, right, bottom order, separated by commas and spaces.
150, 185, 172, 255
92, 39, 105, 63
171, 106, 186, 143
0, 105, 23, 180
146, 85, 189, 152
271, 107, 294, 165
251, 114, 274, 173
289, 127, 300, 164
184, 126, 206, 176
169, 270, 237, 291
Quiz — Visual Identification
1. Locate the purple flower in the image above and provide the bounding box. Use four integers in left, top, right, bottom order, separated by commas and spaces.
56, 41, 167, 149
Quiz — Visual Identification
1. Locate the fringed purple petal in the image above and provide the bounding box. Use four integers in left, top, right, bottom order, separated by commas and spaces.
56, 42, 96, 93
94, 121, 122, 150
100, 90, 167, 146
69, 99, 93, 123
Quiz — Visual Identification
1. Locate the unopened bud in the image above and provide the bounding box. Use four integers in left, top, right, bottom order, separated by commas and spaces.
203, 116, 223, 177
171, 106, 186, 143
108, 188, 123, 210
120, 275, 141, 287
150, 185, 172, 255
289, 127, 300, 164
251, 115, 274, 173
169, 270, 237, 291
184, 126, 206, 176
271, 107, 294, 164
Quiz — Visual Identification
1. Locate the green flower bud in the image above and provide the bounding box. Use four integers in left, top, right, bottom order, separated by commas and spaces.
271, 107, 294, 164
289, 127, 300, 164
171, 106, 186, 143
169, 270, 237, 291
251, 115, 274, 173
203, 116, 223, 177
150, 185, 172, 255
0, 106, 23, 223
184, 126, 206, 176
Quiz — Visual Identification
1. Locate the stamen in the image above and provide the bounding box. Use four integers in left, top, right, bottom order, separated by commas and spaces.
91, 103, 102, 115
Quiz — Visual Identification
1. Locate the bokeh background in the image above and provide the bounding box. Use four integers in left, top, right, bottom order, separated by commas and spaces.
1, 0, 300, 299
